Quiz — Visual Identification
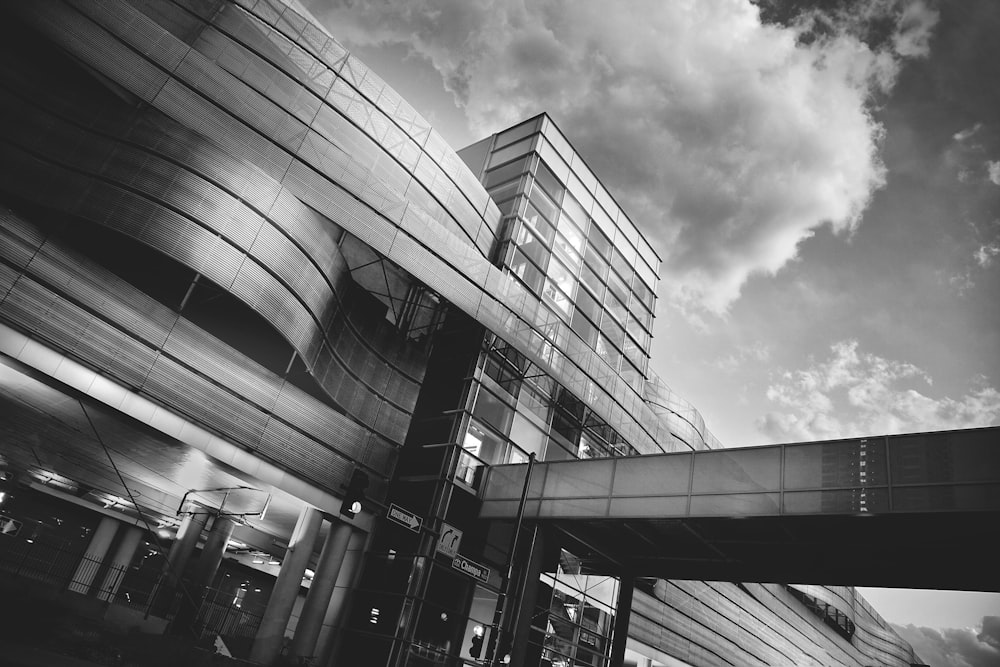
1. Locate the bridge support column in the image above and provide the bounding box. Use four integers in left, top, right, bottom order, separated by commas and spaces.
608, 575, 634, 667
290, 518, 352, 661
69, 516, 119, 594
97, 524, 143, 602
250, 505, 322, 665
508, 525, 549, 667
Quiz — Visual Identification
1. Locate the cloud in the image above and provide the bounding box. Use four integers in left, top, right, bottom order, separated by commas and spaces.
307, 0, 938, 315
757, 340, 1000, 442
713, 341, 772, 373
893, 618, 1000, 667
976, 242, 1000, 268
953, 124, 983, 143
988, 160, 1000, 185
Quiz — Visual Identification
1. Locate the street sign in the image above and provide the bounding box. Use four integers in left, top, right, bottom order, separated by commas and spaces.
436, 522, 462, 558
0, 515, 22, 536
387, 503, 422, 533
452, 554, 490, 584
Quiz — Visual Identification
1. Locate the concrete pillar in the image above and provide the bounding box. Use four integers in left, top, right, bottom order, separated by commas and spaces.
164, 509, 210, 587
69, 516, 119, 594
172, 515, 236, 635
608, 576, 634, 667
250, 505, 322, 665
97, 525, 143, 602
152, 509, 209, 616
290, 520, 352, 660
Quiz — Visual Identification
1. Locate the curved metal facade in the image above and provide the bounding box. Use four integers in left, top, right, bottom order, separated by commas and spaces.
5, 0, 720, 457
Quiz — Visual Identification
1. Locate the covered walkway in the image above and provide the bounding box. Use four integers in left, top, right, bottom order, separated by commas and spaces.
480, 427, 1000, 590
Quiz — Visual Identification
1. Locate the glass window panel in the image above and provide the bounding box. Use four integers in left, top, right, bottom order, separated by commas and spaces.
590, 202, 615, 241
587, 226, 612, 261
471, 384, 515, 435
534, 160, 565, 203
547, 256, 577, 297
692, 449, 781, 493
513, 221, 550, 268
487, 179, 521, 205
523, 200, 556, 245
571, 310, 599, 347
784, 489, 889, 514
579, 262, 605, 301
611, 249, 632, 286
510, 412, 547, 458
488, 135, 534, 168
608, 272, 629, 307
636, 257, 657, 297
553, 234, 582, 274
613, 455, 691, 495
605, 293, 627, 326
463, 419, 505, 466
596, 336, 621, 371
543, 435, 577, 462
557, 214, 586, 254
889, 430, 998, 483
543, 278, 573, 317
784, 440, 888, 489
529, 183, 560, 225
509, 248, 545, 294
494, 117, 539, 149
561, 193, 589, 231
483, 156, 529, 189
689, 493, 781, 516
601, 315, 625, 347
565, 171, 594, 216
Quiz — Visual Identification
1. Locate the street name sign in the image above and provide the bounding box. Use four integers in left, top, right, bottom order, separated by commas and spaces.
452, 554, 490, 584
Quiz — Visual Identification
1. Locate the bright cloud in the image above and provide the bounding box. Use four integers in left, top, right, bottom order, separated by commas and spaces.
976, 242, 1000, 268
757, 340, 1000, 442
988, 160, 1000, 185
308, 0, 938, 314
894, 617, 1000, 667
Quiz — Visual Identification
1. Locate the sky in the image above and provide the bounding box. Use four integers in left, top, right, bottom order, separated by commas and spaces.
302, 0, 999, 663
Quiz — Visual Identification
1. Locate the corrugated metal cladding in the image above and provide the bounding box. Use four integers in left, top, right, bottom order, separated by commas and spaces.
0, 7, 429, 500
19, 0, 675, 456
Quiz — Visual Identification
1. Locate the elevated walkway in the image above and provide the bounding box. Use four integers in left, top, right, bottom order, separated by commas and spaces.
480, 427, 1000, 590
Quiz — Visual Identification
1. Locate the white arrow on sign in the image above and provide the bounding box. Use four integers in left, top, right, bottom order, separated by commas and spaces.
387, 503, 422, 533
436, 522, 463, 558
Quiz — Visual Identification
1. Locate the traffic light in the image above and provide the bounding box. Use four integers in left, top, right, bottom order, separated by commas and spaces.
468, 624, 484, 658
339, 469, 369, 518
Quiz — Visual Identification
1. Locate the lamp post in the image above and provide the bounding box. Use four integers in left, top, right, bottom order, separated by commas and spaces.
484, 453, 535, 666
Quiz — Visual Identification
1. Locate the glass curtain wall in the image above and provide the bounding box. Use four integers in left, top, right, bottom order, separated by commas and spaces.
478, 117, 659, 396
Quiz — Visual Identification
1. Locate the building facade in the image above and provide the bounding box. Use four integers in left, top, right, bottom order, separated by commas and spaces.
0, 1, 922, 665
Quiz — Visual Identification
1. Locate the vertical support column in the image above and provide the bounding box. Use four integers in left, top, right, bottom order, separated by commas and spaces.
171, 515, 236, 635
608, 576, 634, 667
97, 525, 143, 602
290, 519, 352, 661
164, 509, 210, 587
250, 505, 322, 665
152, 509, 209, 616
69, 516, 119, 594
507, 526, 547, 667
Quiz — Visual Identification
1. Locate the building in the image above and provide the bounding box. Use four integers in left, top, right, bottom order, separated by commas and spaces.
0, 1, 923, 665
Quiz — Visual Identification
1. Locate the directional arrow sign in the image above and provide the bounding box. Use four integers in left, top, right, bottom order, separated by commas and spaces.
387, 503, 422, 533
